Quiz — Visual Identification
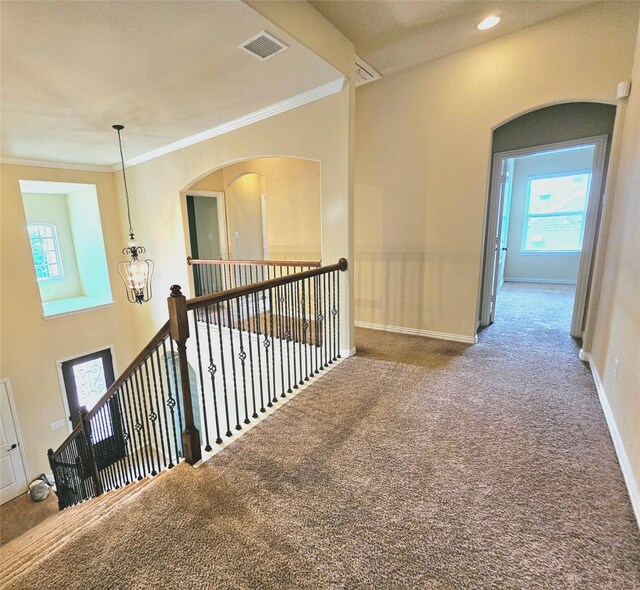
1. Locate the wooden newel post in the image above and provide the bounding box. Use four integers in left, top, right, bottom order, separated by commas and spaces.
79, 406, 103, 497
168, 285, 202, 465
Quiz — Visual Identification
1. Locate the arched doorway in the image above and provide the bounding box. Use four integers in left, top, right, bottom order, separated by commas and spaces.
479, 102, 617, 338
183, 157, 321, 264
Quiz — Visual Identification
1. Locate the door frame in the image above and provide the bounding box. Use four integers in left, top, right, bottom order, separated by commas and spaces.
56, 345, 117, 434
184, 190, 229, 260
479, 135, 608, 337
0, 378, 30, 494
260, 193, 269, 260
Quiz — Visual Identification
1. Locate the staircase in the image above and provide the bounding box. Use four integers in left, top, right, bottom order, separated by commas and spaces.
46, 259, 348, 510
0, 476, 155, 588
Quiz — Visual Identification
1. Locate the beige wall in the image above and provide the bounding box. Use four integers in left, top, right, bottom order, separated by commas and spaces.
354, 2, 639, 338
588, 20, 640, 517
504, 147, 594, 283
227, 172, 266, 260
0, 165, 138, 479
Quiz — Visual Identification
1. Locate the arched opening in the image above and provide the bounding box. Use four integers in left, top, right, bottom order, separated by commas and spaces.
182, 156, 321, 266
479, 102, 617, 339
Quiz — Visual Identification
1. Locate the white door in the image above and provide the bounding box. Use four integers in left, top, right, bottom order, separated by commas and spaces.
496, 159, 514, 291
0, 381, 28, 504
489, 159, 512, 323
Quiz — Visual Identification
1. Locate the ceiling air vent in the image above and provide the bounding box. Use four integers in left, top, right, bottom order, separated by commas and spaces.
240, 31, 288, 61
355, 56, 381, 87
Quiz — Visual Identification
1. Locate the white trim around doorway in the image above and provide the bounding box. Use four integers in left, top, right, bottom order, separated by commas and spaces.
479, 135, 608, 338
184, 190, 229, 260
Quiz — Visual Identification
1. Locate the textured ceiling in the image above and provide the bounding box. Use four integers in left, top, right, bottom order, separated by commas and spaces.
0, 1, 342, 168
310, 0, 596, 76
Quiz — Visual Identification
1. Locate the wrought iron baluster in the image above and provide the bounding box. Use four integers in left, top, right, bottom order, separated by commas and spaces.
155, 346, 174, 467
113, 387, 134, 484
192, 309, 211, 452
313, 275, 320, 375
337, 268, 342, 358
331, 270, 337, 362
142, 358, 161, 476
162, 338, 182, 469
123, 379, 144, 480
289, 277, 297, 389
236, 297, 250, 424
244, 294, 258, 419
107, 395, 128, 487
300, 277, 309, 381
323, 271, 329, 368
253, 291, 266, 413
284, 282, 292, 394
277, 284, 288, 397
149, 350, 169, 468
132, 367, 153, 475
226, 301, 242, 431
204, 304, 222, 444
215, 302, 232, 437
168, 338, 184, 455
261, 289, 273, 407
268, 288, 278, 404
90, 410, 113, 491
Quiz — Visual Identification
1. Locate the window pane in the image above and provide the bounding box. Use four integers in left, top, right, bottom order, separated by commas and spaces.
523, 214, 585, 252
528, 173, 591, 215
27, 223, 63, 279
72, 358, 113, 441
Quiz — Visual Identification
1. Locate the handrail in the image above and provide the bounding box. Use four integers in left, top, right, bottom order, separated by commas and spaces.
84, 320, 170, 421
186, 258, 348, 311
50, 424, 83, 460
49, 257, 348, 509
187, 257, 321, 268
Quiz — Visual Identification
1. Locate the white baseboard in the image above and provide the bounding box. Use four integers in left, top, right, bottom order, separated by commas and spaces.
340, 347, 356, 358
355, 321, 477, 344
586, 356, 640, 529
504, 277, 577, 285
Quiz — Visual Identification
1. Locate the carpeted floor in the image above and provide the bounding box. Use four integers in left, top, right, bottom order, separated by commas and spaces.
0, 487, 59, 547
1, 282, 639, 589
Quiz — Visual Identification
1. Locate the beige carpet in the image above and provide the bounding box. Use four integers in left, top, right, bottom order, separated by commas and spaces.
1, 283, 639, 589
0, 487, 59, 547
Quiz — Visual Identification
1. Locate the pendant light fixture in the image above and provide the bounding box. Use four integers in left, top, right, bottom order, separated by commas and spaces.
113, 124, 154, 304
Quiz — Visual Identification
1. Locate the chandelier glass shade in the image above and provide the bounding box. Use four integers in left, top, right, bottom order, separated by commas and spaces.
113, 124, 154, 304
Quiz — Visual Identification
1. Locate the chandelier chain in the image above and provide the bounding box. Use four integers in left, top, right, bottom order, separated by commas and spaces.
115, 127, 135, 238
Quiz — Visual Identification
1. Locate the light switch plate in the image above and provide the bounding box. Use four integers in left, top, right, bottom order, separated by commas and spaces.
50, 419, 65, 431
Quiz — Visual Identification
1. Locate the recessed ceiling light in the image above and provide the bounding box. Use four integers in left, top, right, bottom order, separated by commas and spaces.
477, 15, 501, 30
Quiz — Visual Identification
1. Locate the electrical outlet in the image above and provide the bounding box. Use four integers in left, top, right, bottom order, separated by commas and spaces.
50, 419, 65, 431
613, 358, 620, 380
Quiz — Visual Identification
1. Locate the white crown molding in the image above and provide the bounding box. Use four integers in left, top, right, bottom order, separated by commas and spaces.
1, 77, 348, 174
587, 357, 640, 528
0, 157, 111, 173
355, 321, 478, 344
115, 77, 348, 171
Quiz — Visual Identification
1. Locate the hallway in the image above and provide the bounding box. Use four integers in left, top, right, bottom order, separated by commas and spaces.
2, 284, 639, 589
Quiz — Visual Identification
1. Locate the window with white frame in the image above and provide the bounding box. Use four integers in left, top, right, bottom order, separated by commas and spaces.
27, 223, 64, 280
521, 171, 591, 253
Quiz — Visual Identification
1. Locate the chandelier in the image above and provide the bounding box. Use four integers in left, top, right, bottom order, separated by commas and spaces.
113, 124, 154, 304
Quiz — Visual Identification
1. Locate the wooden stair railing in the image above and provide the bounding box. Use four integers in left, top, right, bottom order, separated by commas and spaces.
48, 259, 347, 509
187, 257, 321, 297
